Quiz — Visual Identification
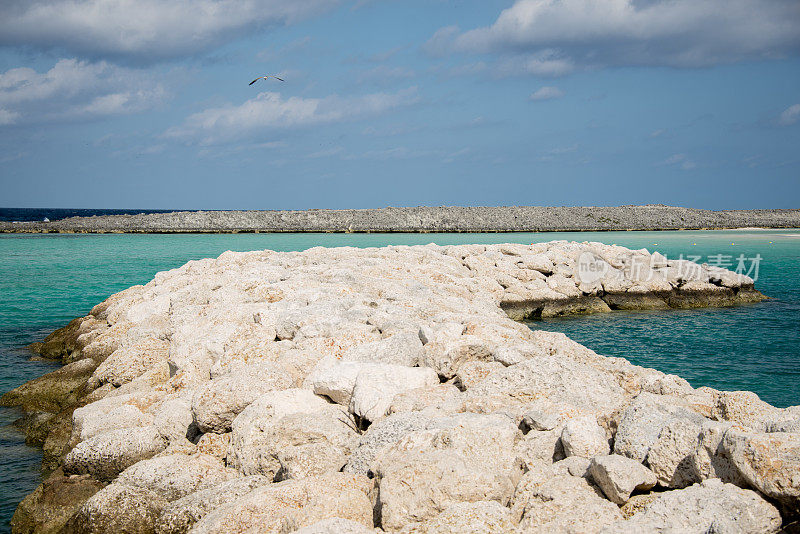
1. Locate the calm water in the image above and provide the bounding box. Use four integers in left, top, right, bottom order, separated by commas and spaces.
1, 230, 799, 529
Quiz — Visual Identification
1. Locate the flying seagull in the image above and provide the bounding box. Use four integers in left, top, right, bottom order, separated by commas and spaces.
249, 75, 284, 85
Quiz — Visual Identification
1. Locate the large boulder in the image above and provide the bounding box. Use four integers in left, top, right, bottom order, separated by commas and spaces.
371, 413, 522, 530
510, 471, 622, 533
721, 428, 800, 515
398, 501, 516, 533
588, 455, 657, 504
228, 390, 358, 479
115, 453, 239, 502
62, 426, 166, 481
601, 479, 782, 533
155, 476, 271, 534
62, 483, 169, 534
191, 362, 293, 433
189, 473, 374, 534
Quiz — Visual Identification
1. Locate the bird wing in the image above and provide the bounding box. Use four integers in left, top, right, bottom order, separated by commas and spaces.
275, 77, 284, 82
249, 78, 262, 85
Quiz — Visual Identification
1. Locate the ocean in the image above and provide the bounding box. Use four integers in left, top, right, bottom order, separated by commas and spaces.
0, 208, 182, 223
1, 228, 798, 529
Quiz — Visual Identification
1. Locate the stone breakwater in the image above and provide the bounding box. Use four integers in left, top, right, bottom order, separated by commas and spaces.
2, 205, 800, 233
1, 241, 797, 534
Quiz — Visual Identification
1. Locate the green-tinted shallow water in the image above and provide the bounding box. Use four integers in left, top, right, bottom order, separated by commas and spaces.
1, 230, 799, 530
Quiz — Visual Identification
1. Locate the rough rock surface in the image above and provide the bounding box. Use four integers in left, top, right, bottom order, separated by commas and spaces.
601, 479, 782, 533
588, 454, 658, 504
2, 205, 799, 233
3, 242, 795, 533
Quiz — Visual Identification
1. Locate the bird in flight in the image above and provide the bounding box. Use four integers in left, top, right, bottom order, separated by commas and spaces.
249, 75, 284, 85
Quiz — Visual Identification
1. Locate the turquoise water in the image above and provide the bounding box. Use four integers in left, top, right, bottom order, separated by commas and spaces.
1, 230, 798, 529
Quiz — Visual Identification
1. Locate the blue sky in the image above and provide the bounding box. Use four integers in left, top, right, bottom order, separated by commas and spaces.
0, 0, 798, 210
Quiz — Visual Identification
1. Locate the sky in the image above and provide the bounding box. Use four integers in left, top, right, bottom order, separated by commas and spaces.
0, 0, 799, 210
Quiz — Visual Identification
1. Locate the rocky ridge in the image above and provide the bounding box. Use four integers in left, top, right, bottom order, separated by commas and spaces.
1, 205, 799, 233
1, 241, 796, 533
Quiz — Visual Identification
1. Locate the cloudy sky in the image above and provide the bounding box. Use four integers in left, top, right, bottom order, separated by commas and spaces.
1, 0, 798, 209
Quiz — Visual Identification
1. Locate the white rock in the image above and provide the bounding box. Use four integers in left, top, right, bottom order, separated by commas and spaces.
116, 453, 239, 502
349, 364, 439, 423
191, 362, 293, 433
589, 455, 657, 504
601, 479, 782, 533
63, 426, 166, 481
189, 473, 374, 534
560, 416, 610, 458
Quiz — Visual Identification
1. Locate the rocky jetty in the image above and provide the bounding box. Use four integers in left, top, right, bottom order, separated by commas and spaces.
2, 241, 796, 533
1, 205, 799, 233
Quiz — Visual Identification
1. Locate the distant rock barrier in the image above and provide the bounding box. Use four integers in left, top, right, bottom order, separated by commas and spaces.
2, 205, 799, 233
2, 242, 796, 533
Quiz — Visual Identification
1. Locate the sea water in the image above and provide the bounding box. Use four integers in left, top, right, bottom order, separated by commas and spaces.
1, 229, 798, 528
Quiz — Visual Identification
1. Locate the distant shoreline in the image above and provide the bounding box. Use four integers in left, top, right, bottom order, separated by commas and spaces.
1, 205, 799, 234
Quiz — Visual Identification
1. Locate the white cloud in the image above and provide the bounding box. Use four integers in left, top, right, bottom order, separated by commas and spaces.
165, 87, 419, 145
0, 0, 338, 61
779, 103, 800, 125
658, 153, 696, 170
432, 0, 800, 71
530, 86, 564, 101
0, 58, 166, 125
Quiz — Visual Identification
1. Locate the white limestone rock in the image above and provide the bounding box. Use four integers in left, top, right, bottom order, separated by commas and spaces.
721, 428, 800, 515
601, 479, 782, 533
561, 416, 610, 458
155, 475, 271, 534
189, 473, 374, 534
191, 362, 293, 434
63, 426, 166, 481
115, 453, 239, 502
511, 472, 622, 533
371, 413, 522, 531
398, 500, 516, 534
589, 455, 657, 504
64, 482, 168, 534
349, 364, 439, 423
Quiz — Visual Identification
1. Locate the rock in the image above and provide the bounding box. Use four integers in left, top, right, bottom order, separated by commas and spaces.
399, 501, 516, 533
344, 331, 424, 367
644, 418, 701, 488
231, 409, 357, 480
295, 518, 376, 534
372, 413, 522, 530
71, 399, 154, 443
713, 390, 792, 431
62, 482, 169, 534
561, 416, 610, 458
721, 428, 800, 515
613, 393, 703, 462
388, 384, 462, 415
152, 398, 194, 442
601, 479, 782, 533
155, 476, 271, 534
521, 409, 560, 432
115, 453, 239, 502
345, 412, 434, 476
464, 357, 625, 419
88, 337, 169, 388
454, 361, 505, 391
308, 362, 366, 406
349, 364, 439, 423
513, 428, 565, 467
588, 455, 657, 504
191, 362, 293, 433
511, 472, 622, 533
189, 473, 373, 534
62, 426, 166, 481
10, 470, 103, 534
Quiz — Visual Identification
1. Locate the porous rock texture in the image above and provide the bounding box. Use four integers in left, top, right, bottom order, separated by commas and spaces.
1, 242, 795, 533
